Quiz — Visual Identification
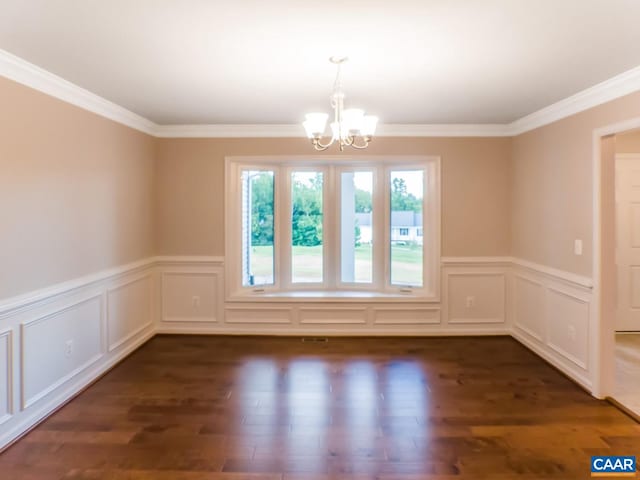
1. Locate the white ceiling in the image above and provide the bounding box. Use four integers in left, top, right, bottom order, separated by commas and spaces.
1, 0, 640, 125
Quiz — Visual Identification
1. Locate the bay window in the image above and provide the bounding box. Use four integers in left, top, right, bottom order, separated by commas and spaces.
226, 156, 440, 300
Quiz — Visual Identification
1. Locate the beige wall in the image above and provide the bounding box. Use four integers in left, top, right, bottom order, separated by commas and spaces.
155, 137, 512, 257
617, 129, 640, 153
511, 91, 640, 277
9, 66, 640, 292
0, 77, 156, 299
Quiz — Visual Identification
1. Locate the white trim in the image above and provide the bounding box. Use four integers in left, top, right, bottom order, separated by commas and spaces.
510, 65, 640, 135
160, 271, 220, 323
0, 329, 14, 425
512, 257, 593, 289
154, 124, 304, 138
153, 255, 224, 266
156, 325, 509, 336
442, 256, 593, 289
106, 274, 154, 352
154, 123, 514, 138
376, 123, 511, 137
592, 116, 640, 399
441, 256, 513, 266
511, 328, 592, 391
3, 48, 640, 138
0, 49, 156, 135
224, 155, 441, 301
20, 294, 104, 409
0, 257, 155, 319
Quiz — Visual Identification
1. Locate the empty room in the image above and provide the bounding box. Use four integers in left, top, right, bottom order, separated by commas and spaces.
2, 1, 640, 479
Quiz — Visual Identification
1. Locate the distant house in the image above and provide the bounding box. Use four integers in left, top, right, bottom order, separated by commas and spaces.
355, 211, 423, 245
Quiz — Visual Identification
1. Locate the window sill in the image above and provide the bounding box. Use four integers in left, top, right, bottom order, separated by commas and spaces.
227, 290, 440, 303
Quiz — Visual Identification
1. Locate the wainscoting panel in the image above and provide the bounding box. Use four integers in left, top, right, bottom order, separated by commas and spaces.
225, 306, 294, 324
446, 273, 506, 324
372, 306, 440, 325
107, 274, 153, 352
511, 260, 593, 390
158, 257, 510, 335
546, 287, 590, 370
0, 255, 599, 452
0, 329, 13, 425
0, 258, 156, 452
161, 272, 220, 323
441, 258, 509, 329
21, 295, 103, 409
156, 257, 224, 333
514, 275, 545, 341
299, 307, 368, 325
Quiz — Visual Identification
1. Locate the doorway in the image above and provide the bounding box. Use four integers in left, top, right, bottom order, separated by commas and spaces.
612, 131, 640, 414
596, 125, 640, 414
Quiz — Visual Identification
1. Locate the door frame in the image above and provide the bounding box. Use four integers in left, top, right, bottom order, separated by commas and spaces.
593, 116, 640, 398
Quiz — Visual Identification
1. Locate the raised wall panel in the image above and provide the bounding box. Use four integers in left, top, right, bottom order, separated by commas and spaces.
514, 275, 545, 341
546, 287, 589, 370
225, 306, 292, 324
0, 329, 13, 424
630, 266, 640, 308
299, 307, 367, 325
162, 272, 219, 322
447, 273, 505, 324
21, 295, 103, 409
631, 203, 640, 247
107, 275, 152, 352
373, 307, 440, 325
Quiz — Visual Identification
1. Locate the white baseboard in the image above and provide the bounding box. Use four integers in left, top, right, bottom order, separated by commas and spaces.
156, 325, 510, 336
511, 328, 592, 391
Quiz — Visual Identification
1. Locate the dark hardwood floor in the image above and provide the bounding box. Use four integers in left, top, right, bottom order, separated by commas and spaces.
2, 335, 639, 479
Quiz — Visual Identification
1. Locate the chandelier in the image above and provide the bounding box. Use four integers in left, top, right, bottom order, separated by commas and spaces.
302, 57, 378, 151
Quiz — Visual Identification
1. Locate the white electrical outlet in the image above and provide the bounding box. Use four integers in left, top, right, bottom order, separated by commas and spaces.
466, 296, 475, 308
574, 239, 583, 256
192, 296, 200, 308
568, 325, 576, 341
65, 339, 73, 357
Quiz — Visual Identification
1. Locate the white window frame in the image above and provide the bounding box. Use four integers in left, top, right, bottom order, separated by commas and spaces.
225, 155, 441, 301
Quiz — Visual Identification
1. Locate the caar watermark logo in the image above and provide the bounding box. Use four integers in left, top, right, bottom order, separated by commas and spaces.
591, 456, 636, 477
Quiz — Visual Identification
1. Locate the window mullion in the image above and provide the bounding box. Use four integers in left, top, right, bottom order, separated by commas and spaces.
279, 167, 292, 289
325, 165, 337, 289
373, 166, 387, 292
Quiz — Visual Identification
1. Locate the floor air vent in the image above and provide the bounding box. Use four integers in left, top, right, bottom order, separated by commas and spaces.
301, 337, 329, 343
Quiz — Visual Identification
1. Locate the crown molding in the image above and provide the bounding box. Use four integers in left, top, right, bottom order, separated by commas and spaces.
154, 124, 303, 138
376, 123, 511, 137
0, 49, 156, 135
2, 48, 640, 138
154, 123, 513, 138
509, 65, 640, 135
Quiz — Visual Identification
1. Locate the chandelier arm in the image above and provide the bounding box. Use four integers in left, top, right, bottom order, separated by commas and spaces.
348, 136, 372, 149
312, 137, 334, 151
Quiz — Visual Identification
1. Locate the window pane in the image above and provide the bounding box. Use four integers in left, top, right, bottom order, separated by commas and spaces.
390, 170, 423, 286
341, 171, 373, 283
291, 171, 323, 283
241, 170, 274, 286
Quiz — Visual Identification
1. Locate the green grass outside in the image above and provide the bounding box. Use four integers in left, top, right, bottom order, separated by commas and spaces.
249, 244, 422, 286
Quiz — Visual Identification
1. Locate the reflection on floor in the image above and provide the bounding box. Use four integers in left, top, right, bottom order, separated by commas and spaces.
2, 335, 640, 478
614, 333, 640, 415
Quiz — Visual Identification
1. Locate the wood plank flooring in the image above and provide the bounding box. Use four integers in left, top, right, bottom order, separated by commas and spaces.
1, 335, 639, 479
